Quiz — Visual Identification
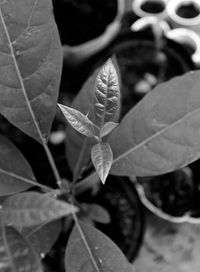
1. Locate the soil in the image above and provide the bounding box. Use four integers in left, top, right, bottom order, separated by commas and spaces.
52, 0, 117, 45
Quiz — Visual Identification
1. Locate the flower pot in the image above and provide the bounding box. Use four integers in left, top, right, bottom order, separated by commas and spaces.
52, 0, 124, 66
134, 162, 200, 223
167, 0, 200, 32
97, 30, 193, 115
132, 0, 168, 20
166, 28, 200, 67
52, 0, 124, 97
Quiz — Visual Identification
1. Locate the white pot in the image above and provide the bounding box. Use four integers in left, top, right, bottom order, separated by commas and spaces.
166, 28, 200, 67
167, 0, 200, 29
132, 0, 168, 20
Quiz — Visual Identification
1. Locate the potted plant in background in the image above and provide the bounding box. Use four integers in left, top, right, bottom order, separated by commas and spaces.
2, 1, 200, 272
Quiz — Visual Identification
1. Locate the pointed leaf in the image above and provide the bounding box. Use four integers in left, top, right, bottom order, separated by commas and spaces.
110, 71, 200, 177
88, 204, 110, 224
91, 143, 113, 184
100, 122, 119, 138
65, 222, 133, 272
0, 134, 36, 196
0, 0, 62, 143
58, 104, 97, 138
2, 192, 77, 228
0, 223, 42, 272
94, 59, 120, 128
65, 68, 100, 176
23, 220, 62, 256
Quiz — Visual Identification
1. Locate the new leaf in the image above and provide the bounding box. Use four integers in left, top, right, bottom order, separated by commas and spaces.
58, 104, 97, 138
94, 59, 120, 128
91, 143, 113, 184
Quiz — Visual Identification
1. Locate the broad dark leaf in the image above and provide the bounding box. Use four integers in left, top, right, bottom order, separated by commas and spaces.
65, 222, 133, 272
23, 220, 62, 256
94, 59, 120, 128
58, 104, 97, 137
0, 223, 42, 272
2, 192, 77, 228
0, 0, 62, 143
110, 71, 200, 176
91, 143, 113, 184
100, 122, 119, 138
0, 134, 36, 196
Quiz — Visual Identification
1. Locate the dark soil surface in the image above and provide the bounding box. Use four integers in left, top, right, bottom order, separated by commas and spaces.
52, 0, 117, 45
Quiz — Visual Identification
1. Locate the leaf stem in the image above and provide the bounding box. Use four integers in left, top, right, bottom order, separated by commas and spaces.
42, 142, 62, 188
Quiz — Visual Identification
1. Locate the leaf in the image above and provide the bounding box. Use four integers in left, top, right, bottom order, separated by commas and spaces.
91, 143, 113, 184
65, 68, 100, 176
0, 134, 36, 196
0, 0, 62, 143
109, 71, 200, 177
65, 222, 133, 272
80, 203, 111, 224
94, 59, 120, 128
0, 223, 42, 272
2, 192, 78, 228
58, 104, 97, 138
23, 220, 62, 256
100, 122, 119, 138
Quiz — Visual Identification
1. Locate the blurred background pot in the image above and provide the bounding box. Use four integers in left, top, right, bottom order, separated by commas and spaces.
131, 15, 170, 34
132, 0, 168, 20
166, 28, 200, 67
134, 162, 200, 224
52, 0, 125, 96
167, 0, 200, 33
52, 0, 125, 66
98, 30, 194, 115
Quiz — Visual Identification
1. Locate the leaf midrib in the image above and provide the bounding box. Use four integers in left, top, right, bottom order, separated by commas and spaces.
114, 105, 200, 164
0, 4, 44, 143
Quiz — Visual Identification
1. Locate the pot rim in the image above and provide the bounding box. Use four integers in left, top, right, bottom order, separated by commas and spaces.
167, 0, 200, 26
63, 0, 125, 66
166, 27, 200, 66
131, 16, 171, 34
134, 180, 200, 224
132, 0, 168, 19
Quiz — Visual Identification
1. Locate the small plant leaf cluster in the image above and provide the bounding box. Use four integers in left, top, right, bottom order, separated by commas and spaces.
59, 59, 120, 184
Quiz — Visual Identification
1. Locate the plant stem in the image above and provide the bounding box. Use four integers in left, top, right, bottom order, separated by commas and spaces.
42, 142, 62, 187
70, 138, 90, 190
